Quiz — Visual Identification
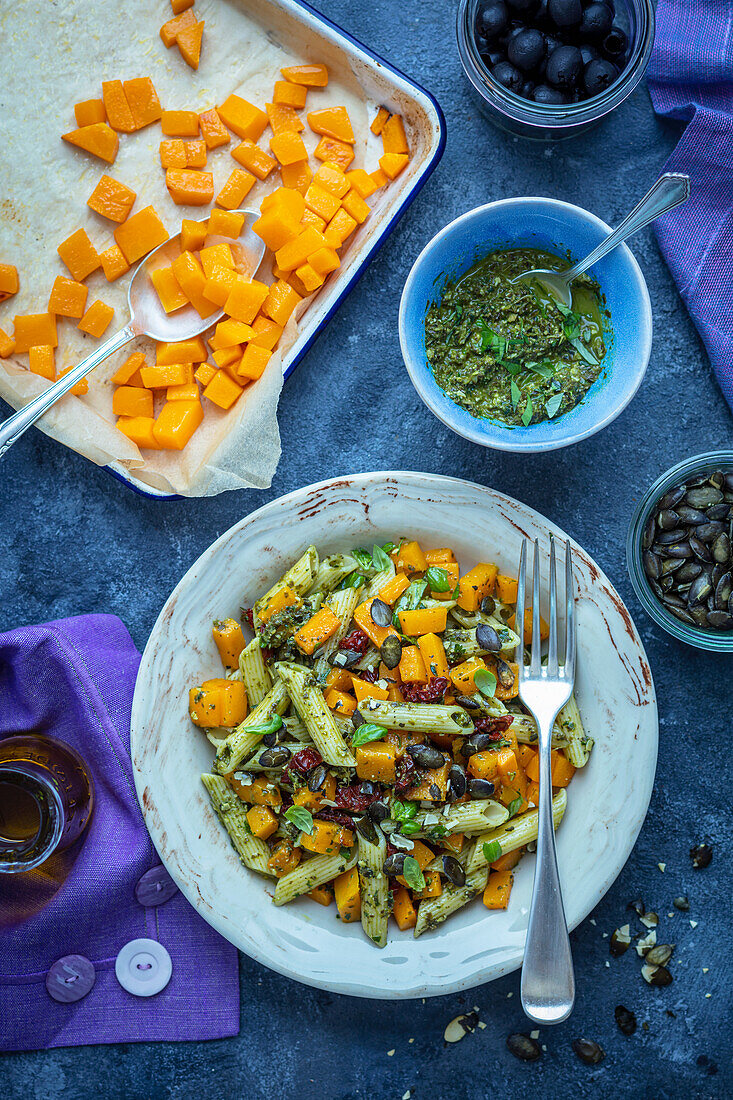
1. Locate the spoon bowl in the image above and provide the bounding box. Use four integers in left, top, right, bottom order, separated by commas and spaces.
0, 209, 265, 458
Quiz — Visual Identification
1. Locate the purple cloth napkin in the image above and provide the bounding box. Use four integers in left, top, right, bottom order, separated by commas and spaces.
0, 615, 239, 1051
648, 0, 733, 411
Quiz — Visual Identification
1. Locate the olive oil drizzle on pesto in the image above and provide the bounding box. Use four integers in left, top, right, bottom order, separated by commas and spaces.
425, 248, 608, 426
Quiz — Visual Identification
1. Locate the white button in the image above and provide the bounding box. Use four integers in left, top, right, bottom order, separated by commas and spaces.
115, 939, 172, 997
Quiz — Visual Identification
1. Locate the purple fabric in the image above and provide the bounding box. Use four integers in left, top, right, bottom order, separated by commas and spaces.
648, 0, 733, 411
0, 615, 239, 1051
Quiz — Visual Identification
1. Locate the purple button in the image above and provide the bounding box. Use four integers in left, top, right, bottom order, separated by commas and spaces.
46, 954, 96, 1004
135, 864, 179, 907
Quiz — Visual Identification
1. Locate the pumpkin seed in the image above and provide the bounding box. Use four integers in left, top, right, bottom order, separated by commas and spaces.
468, 778, 495, 798
383, 852, 406, 875
447, 763, 467, 799
642, 963, 673, 986
640, 910, 659, 929
690, 843, 713, 868
642, 515, 656, 550
476, 622, 501, 652
706, 502, 731, 520
356, 816, 378, 844
694, 520, 725, 542
676, 505, 708, 524
673, 895, 689, 910
676, 561, 703, 582
572, 1038, 605, 1065
655, 527, 686, 545
628, 897, 645, 917
664, 541, 692, 559
636, 929, 657, 956
686, 486, 723, 508
688, 573, 712, 606
307, 764, 328, 791
333, 647, 362, 668
480, 595, 496, 616
444, 1012, 479, 1043
656, 509, 680, 530
407, 743, 446, 770
506, 1033, 541, 1061
614, 1005, 637, 1035
659, 485, 685, 509
707, 610, 733, 629
370, 598, 392, 627
712, 532, 730, 563
495, 656, 515, 688
367, 798, 390, 823
610, 925, 631, 956
689, 535, 711, 561
645, 943, 675, 967
379, 634, 402, 669
441, 855, 466, 886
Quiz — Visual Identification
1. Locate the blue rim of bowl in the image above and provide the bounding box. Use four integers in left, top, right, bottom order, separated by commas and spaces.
105, 0, 447, 501
398, 196, 653, 453
626, 450, 733, 653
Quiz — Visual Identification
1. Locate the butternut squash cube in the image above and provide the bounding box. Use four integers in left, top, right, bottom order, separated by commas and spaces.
280, 160, 312, 194
483, 869, 513, 909
117, 415, 159, 450
87, 174, 136, 223
398, 645, 428, 685
231, 140, 277, 180
250, 314, 283, 350
218, 94, 268, 141
334, 866, 361, 923
199, 108, 230, 149
194, 362, 217, 386
304, 182, 340, 222
302, 210, 327, 232
74, 99, 106, 127
326, 208, 358, 245
212, 346, 241, 369
161, 110, 199, 136
300, 819, 352, 855
176, 20, 204, 70
208, 209, 245, 238
266, 102, 304, 135
228, 773, 279, 807
123, 77, 162, 129
293, 606, 341, 655
308, 885, 333, 906
417, 632, 450, 680
99, 244, 130, 282
111, 351, 146, 385
392, 886, 417, 930
112, 386, 153, 419
294, 262, 323, 293
370, 167, 388, 189
323, 688, 356, 716
170, 252, 215, 317
351, 676, 388, 706
275, 226, 327, 272
269, 130, 308, 166
261, 279, 302, 326
341, 189, 370, 225
224, 278, 269, 324
0, 329, 15, 358
381, 113, 409, 155
307, 106, 355, 144
273, 80, 307, 108
267, 840, 301, 877
180, 219, 208, 252
59, 365, 88, 396
313, 136, 354, 170
114, 206, 168, 263
185, 140, 208, 168
251, 207, 301, 252
370, 106, 389, 135
203, 369, 243, 410
237, 344, 271, 381
211, 618, 245, 668
57, 228, 101, 281
379, 152, 409, 180
345, 168, 378, 198
202, 265, 238, 307
101, 80, 136, 133
355, 742, 397, 784
28, 345, 55, 380
0, 264, 19, 301
141, 363, 195, 387
151, 265, 188, 313
216, 169, 255, 210
160, 8, 196, 47
157, 336, 207, 363
48, 276, 88, 318
78, 300, 114, 337
13, 313, 58, 353
397, 607, 447, 636
167, 382, 200, 402
280, 63, 329, 87
449, 657, 488, 696
246, 805, 278, 840
62, 123, 119, 164
200, 243, 234, 277
153, 399, 203, 449
212, 318, 251, 347
457, 563, 498, 611
166, 168, 214, 206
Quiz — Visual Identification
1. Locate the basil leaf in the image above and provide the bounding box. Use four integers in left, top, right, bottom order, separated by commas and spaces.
401, 820, 421, 835
351, 722, 386, 747
285, 806, 314, 835
392, 799, 417, 822
339, 570, 367, 590
425, 566, 450, 592
508, 795, 524, 818
521, 396, 533, 427
452, 583, 460, 599
473, 668, 497, 698
528, 360, 553, 380
381, 541, 398, 555
399, 579, 428, 611
402, 854, 425, 893
545, 393, 563, 419
482, 840, 503, 864
503, 359, 522, 375
570, 336, 599, 366
351, 547, 375, 571
372, 544, 392, 571
245, 715, 283, 738
510, 380, 521, 410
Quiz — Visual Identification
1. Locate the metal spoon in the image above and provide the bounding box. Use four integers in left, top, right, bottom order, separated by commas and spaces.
513, 172, 690, 307
0, 209, 265, 458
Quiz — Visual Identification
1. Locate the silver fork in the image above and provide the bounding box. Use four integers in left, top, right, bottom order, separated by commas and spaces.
516, 536, 576, 1025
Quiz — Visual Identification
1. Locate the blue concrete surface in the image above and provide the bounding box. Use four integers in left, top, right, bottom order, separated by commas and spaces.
1, 1, 731, 1096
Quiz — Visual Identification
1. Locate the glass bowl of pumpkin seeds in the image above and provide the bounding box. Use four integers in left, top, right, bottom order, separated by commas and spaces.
627, 452, 733, 651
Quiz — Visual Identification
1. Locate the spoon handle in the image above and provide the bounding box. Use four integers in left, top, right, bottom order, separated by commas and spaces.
564, 172, 690, 282
0, 323, 135, 459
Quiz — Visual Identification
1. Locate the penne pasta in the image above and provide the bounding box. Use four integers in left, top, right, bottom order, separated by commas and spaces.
276, 662, 356, 767
357, 699, 474, 735
253, 545, 319, 629
213, 679, 290, 774
239, 638, 272, 705
416, 799, 509, 839
467, 789, 568, 872
309, 554, 360, 595
274, 850, 357, 905
201, 773, 275, 877
414, 868, 489, 937
357, 828, 389, 948
557, 694, 593, 767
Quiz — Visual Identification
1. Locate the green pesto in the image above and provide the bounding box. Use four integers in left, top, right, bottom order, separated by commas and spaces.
424, 248, 608, 427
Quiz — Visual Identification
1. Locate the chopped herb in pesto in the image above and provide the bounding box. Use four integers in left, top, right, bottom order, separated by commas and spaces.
424, 248, 608, 426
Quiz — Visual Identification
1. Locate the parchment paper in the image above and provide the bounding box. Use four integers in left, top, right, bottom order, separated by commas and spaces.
0, 0, 369, 495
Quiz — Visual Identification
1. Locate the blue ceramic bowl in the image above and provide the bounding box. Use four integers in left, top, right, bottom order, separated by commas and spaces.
399, 198, 653, 452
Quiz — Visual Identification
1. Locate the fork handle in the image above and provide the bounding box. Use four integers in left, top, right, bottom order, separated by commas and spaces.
520, 712, 575, 1025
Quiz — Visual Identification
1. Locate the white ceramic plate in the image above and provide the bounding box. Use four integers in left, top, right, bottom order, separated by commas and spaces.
131, 472, 658, 999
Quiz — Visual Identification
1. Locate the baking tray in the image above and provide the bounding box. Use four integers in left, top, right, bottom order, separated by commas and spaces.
106, 0, 446, 499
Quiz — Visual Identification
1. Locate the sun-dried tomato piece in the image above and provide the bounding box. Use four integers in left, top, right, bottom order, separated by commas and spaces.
472, 714, 515, 737
316, 807, 357, 828
400, 676, 449, 703
287, 747, 323, 776
334, 783, 380, 813
358, 667, 379, 684
243, 608, 254, 630
340, 628, 370, 654
394, 754, 421, 794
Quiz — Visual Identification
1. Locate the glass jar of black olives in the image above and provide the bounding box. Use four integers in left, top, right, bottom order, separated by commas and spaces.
627, 453, 733, 652
457, 0, 654, 140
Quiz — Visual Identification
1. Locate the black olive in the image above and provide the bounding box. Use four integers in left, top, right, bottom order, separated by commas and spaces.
578, 1, 613, 39
476, 623, 502, 652
602, 26, 627, 59
481, 47, 507, 68
614, 1004, 637, 1036
478, 0, 509, 39
462, 732, 498, 756
548, 0, 582, 27
506, 1033, 541, 1061
546, 44, 583, 87
468, 777, 495, 798
579, 42, 600, 66
543, 31, 563, 54
583, 57, 617, 95
407, 743, 446, 770
258, 746, 291, 768
370, 598, 392, 627
492, 60, 524, 92
521, 80, 536, 97
572, 1039, 605, 1065
379, 634, 402, 670
480, 595, 496, 616
508, 27, 546, 71
441, 855, 466, 886
447, 763, 467, 800
368, 798, 390, 823
532, 83, 568, 104
475, 32, 490, 54
356, 816, 378, 844
383, 852, 406, 876
507, 0, 540, 10
307, 763, 328, 791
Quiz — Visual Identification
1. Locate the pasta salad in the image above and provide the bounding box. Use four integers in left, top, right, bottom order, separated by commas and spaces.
190, 539, 592, 947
